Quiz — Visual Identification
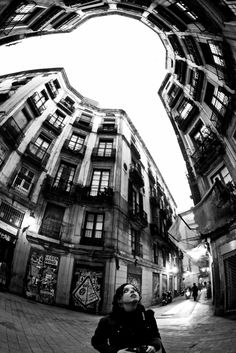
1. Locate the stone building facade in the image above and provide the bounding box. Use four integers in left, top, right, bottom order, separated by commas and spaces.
0, 67, 181, 313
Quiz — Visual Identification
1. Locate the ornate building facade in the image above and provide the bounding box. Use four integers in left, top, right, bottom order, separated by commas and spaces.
0, 67, 180, 313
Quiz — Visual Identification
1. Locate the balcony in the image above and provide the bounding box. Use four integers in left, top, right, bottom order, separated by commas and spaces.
1, 117, 24, 149
91, 147, 116, 161
175, 60, 187, 85
72, 118, 93, 132
57, 99, 75, 115
191, 131, 225, 175
168, 87, 183, 109
23, 142, 49, 168
27, 96, 42, 117
78, 186, 114, 204
97, 124, 117, 134
62, 140, 86, 158
129, 164, 144, 188
41, 175, 76, 205
150, 195, 160, 208
129, 207, 148, 228
43, 114, 65, 135
175, 105, 199, 133
45, 81, 59, 99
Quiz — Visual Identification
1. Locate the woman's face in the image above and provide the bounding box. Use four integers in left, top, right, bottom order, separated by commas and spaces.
119, 284, 140, 311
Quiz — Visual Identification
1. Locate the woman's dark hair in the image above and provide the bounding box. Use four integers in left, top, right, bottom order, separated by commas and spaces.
112, 283, 141, 313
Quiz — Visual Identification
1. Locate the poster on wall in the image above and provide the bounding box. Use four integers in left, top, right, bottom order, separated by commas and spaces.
152, 273, 160, 304
71, 266, 103, 313
25, 250, 59, 304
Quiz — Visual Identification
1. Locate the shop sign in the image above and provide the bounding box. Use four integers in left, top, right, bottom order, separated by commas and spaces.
45, 254, 59, 266
73, 276, 100, 307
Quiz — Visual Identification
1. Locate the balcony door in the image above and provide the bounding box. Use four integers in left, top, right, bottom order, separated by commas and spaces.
90, 170, 110, 196
53, 162, 76, 192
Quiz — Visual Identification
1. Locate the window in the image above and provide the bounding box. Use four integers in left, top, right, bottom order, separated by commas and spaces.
204, 83, 229, 116
0, 202, 24, 228
7, 4, 36, 23
83, 213, 104, 240
97, 139, 113, 157
68, 133, 85, 151
45, 79, 60, 98
31, 134, 51, 159
131, 228, 142, 257
210, 166, 233, 185
48, 110, 65, 128
13, 166, 35, 195
209, 41, 225, 67
90, 170, 110, 196
174, 1, 198, 21
31, 90, 49, 114
53, 162, 76, 192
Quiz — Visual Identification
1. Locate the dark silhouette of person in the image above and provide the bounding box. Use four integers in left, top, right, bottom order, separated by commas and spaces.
91, 283, 166, 353
191, 283, 198, 301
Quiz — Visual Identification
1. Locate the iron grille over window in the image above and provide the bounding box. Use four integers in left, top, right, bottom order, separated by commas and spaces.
0, 202, 24, 228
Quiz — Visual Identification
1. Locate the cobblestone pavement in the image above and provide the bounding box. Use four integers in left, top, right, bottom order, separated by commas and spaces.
0, 289, 235, 353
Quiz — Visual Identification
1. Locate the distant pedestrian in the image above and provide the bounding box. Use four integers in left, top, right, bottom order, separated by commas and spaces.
91, 283, 166, 352
191, 283, 198, 301
206, 281, 212, 299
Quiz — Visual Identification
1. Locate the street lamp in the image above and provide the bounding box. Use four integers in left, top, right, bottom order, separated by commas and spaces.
22, 211, 35, 233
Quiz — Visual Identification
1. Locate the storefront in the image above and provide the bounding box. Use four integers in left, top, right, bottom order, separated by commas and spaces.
71, 264, 103, 314
25, 249, 59, 304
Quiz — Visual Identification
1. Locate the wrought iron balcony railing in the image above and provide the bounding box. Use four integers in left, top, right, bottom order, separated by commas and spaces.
128, 206, 148, 228
97, 124, 117, 134
42, 175, 77, 205
43, 114, 65, 135
62, 140, 86, 158
191, 131, 225, 175
23, 142, 49, 168
72, 118, 93, 132
129, 164, 144, 188
1, 117, 24, 148
57, 99, 75, 115
78, 185, 114, 204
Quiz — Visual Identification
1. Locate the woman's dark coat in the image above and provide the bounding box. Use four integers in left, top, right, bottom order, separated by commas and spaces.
91, 304, 162, 353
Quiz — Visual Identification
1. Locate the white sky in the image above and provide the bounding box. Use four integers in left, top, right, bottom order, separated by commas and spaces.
0, 15, 193, 212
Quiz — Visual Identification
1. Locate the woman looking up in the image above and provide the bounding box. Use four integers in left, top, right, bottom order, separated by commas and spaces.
91, 283, 166, 353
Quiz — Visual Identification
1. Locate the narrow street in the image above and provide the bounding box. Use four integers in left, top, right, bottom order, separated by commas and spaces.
0, 288, 235, 353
